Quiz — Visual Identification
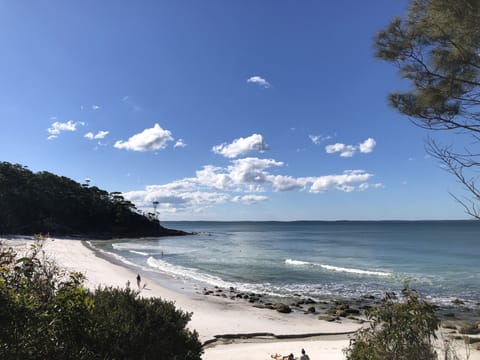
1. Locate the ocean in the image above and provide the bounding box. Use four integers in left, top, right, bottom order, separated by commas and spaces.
91, 221, 480, 306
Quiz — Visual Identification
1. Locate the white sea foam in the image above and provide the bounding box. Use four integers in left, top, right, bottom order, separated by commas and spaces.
285, 259, 391, 277
129, 250, 149, 256
112, 243, 159, 251
112, 242, 198, 255
92, 245, 151, 272
146, 257, 280, 296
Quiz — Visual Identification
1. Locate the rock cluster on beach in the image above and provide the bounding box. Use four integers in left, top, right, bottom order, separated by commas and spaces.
200, 286, 368, 324
200, 285, 480, 344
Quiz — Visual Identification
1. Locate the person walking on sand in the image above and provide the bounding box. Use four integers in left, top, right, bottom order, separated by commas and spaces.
300, 348, 310, 360
136, 273, 141, 288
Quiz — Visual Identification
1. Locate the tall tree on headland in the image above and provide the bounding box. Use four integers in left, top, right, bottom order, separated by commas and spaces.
374, 0, 480, 218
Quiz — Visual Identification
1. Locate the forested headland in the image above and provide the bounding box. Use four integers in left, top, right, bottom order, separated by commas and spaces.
0, 162, 185, 238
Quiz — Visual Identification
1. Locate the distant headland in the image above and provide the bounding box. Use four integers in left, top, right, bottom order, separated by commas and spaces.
0, 161, 187, 238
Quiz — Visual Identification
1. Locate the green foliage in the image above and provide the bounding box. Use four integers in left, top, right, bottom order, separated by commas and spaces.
0, 238, 203, 359
375, 0, 480, 128
344, 287, 440, 360
0, 161, 185, 237
89, 287, 202, 360
374, 0, 480, 218
0, 239, 94, 359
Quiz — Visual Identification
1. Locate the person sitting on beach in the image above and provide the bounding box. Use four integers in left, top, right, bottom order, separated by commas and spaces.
300, 348, 310, 360
271, 353, 294, 360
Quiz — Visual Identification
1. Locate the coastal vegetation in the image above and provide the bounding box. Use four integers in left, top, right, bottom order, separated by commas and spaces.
0, 238, 203, 359
344, 287, 440, 360
0, 161, 185, 238
375, 0, 480, 218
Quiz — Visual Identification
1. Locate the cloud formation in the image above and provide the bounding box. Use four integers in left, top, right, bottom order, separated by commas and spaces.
325, 143, 357, 157
174, 139, 187, 148
309, 134, 332, 145
212, 134, 268, 158
85, 130, 109, 140
47, 120, 84, 140
123, 182, 229, 215
358, 138, 376, 153
247, 76, 271, 88
232, 195, 268, 204
114, 123, 174, 152
325, 138, 376, 157
122, 153, 381, 216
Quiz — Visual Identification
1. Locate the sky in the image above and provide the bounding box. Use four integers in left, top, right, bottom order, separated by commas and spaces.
0, 0, 471, 221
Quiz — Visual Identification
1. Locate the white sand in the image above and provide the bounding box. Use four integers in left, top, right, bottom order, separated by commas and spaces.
4, 237, 478, 360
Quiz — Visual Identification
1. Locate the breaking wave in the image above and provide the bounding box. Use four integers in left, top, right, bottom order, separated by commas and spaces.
285, 259, 391, 277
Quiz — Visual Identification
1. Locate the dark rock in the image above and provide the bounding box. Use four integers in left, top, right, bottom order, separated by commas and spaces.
345, 308, 361, 315
452, 298, 465, 305
306, 306, 316, 313
275, 303, 292, 314
318, 314, 337, 322
459, 323, 480, 335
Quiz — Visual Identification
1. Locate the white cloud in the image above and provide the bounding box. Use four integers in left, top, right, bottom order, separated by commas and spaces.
359, 138, 376, 153
121, 155, 380, 216
309, 170, 373, 193
85, 130, 109, 140
196, 158, 283, 191
114, 123, 174, 152
359, 182, 383, 191
196, 165, 233, 190
325, 138, 376, 157
228, 157, 281, 188
232, 195, 268, 204
47, 120, 83, 140
122, 183, 229, 215
247, 76, 271, 88
269, 175, 307, 192
174, 139, 187, 148
309, 134, 332, 145
325, 143, 356, 157
212, 134, 268, 158
92, 105, 101, 110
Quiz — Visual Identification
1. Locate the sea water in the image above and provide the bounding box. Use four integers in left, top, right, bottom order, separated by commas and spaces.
91, 221, 480, 306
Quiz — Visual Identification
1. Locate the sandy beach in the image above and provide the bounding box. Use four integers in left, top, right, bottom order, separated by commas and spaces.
33, 237, 358, 360
4, 236, 478, 360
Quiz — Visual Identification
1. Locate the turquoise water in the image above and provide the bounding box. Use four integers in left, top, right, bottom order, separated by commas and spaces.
92, 221, 480, 305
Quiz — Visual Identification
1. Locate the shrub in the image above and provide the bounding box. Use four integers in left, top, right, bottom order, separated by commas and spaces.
89, 286, 202, 360
344, 287, 440, 360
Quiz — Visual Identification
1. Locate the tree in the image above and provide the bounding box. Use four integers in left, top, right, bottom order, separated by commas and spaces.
374, 0, 480, 218
344, 287, 440, 360
0, 161, 188, 238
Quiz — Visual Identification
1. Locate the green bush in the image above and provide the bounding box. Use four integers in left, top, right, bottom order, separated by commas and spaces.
89, 287, 202, 359
344, 287, 440, 360
0, 239, 203, 360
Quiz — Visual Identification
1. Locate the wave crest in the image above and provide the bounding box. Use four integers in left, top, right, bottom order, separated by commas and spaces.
285, 259, 391, 277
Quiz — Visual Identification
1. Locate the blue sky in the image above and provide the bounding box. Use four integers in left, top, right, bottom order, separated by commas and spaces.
0, 1, 470, 220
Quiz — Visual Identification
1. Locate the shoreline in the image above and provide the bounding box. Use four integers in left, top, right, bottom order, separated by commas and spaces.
40, 237, 363, 359
3, 236, 480, 360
